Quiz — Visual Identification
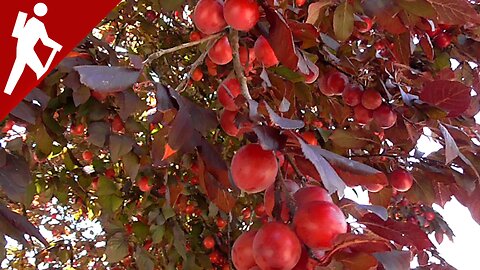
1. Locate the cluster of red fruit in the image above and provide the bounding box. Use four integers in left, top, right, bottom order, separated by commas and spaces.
366, 168, 414, 193
192, 0, 278, 70
229, 144, 347, 270
320, 70, 397, 129
424, 22, 452, 49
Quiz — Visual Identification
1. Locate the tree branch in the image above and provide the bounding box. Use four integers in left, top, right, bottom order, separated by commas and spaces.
144, 33, 222, 65
228, 29, 252, 100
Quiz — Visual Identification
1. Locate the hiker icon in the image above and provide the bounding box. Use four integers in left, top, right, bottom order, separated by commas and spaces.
4, 3, 62, 95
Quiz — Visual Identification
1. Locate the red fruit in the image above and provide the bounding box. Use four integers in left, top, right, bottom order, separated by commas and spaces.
353, 105, 373, 125
355, 16, 373, 33
276, 151, 285, 167
319, 71, 348, 96
138, 176, 152, 192
294, 186, 332, 207
433, 33, 452, 49
365, 183, 384, 192
111, 115, 125, 133
193, 0, 227, 34
361, 89, 382, 110
373, 104, 397, 129
255, 203, 266, 216
105, 168, 116, 178
192, 68, 203, 81
239, 46, 256, 66
189, 31, 202, 42
232, 230, 257, 270
220, 110, 239, 136
254, 36, 279, 68
217, 217, 227, 229
218, 78, 242, 111
125, 223, 133, 235
301, 131, 318, 145
209, 250, 222, 265
389, 168, 414, 192
1, 120, 15, 133
71, 124, 84, 135
231, 144, 278, 193
425, 211, 435, 221
185, 205, 195, 215
82, 151, 94, 163
145, 10, 158, 22
342, 84, 363, 107
252, 222, 301, 270
296, 0, 307, 7
203, 236, 215, 249
224, 0, 260, 31
242, 208, 252, 220
293, 201, 347, 249
292, 247, 312, 270
209, 36, 233, 65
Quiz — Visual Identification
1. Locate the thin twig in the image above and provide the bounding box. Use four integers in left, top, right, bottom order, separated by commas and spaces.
144, 33, 222, 65
229, 29, 252, 100
285, 155, 306, 183
175, 37, 220, 93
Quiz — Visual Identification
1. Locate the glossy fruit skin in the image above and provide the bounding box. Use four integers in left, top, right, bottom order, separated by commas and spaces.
373, 104, 397, 129
82, 151, 94, 162
254, 36, 279, 68
193, 0, 227, 34
220, 110, 239, 136
138, 176, 152, 192
192, 68, 203, 81
218, 78, 242, 111
224, 0, 260, 31
433, 33, 452, 49
232, 230, 257, 270
353, 104, 373, 125
112, 115, 125, 133
319, 71, 348, 96
217, 217, 227, 229
355, 16, 373, 33
209, 36, 233, 65
389, 168, 414, 192
252, 222, 301, 270
295, 0, 307, 7
294, 186, 332, 207
361, 89, 382, 110
293, 201, 347, 249
342, 84, 363, 107
365, 183, 384, 192
71, 124, 84, 135
231, 144, 278, 193
203, 236, 215, 249
189, 31, 202, 42
425, 211, 435, 221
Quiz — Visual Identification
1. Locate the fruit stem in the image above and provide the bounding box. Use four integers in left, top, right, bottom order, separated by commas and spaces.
144, 32, 222, 65
228, 29, 253, 100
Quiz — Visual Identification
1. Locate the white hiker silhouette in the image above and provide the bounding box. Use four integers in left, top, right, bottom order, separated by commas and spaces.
4, 3, 62, 95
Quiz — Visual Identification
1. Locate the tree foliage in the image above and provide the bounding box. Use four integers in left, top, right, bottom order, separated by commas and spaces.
1, 0, 480, 269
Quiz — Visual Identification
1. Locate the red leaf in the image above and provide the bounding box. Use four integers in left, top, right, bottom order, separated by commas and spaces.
419, 34, 434, 61
263, 5, 299, 70
392, 33, 411, 65
427, 0, 480, 25
419, 80, 472, 117
359, 213, 433, 250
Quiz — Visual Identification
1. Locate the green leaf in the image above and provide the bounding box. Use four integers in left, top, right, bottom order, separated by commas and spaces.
398, 0, 436, 18
98, 194, 123, 214
36, 125, 53, 155
105, 233, 129, 263
160, 0, 184, 11
329, 129, 370, 149
135, 247, 154, 270
173, 224, 187, 260
123, 152, 140, 180
133, 221, 150, 242
333, 2, 354, 42
151, 225, 165, 244
96, 176, 118, 196
270, 66, 305, 82
110, 134, 133, 162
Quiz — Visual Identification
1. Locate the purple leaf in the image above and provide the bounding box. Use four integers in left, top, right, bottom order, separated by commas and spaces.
0, 204, 48, 246
0, 154, 31, 203
74, 65, 140, 93
265, 103, 304, 130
